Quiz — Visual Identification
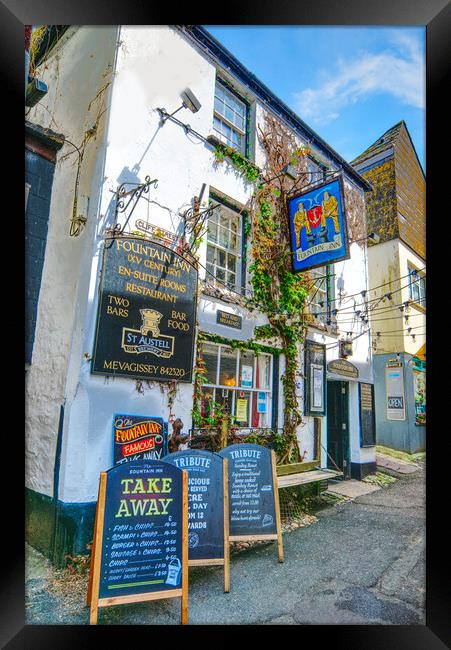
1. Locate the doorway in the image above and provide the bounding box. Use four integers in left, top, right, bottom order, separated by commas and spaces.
327, 380, 350, 478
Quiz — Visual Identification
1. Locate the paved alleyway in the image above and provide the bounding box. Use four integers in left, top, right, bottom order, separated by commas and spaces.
26, 462, 425, 626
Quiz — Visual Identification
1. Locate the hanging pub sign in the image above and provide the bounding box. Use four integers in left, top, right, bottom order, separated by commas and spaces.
91, 237, 198, 382
287, 177, 350, 273
87, 460, 188, 625
304, 341, 326, 416
112, 413, 168, 465
165, 450, 230, 592
219, 444, 283, 562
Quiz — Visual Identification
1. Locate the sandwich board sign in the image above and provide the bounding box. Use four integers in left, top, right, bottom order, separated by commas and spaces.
218, 444, 283, 562
87, 460, 188, 624
165, 450, 230, 592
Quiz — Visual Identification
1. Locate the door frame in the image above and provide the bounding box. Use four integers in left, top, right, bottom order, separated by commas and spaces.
326, 379, 351, 479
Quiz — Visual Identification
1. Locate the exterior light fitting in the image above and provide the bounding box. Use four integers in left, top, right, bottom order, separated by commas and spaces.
159, 87, 202, 125
367, 232, 380, 244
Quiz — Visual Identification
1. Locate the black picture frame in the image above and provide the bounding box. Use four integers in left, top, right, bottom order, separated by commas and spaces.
304, 340, 326, 416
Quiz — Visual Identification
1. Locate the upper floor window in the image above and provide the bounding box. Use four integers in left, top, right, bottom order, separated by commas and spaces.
309, 265, 335, 325
206, 199, 243, 292
408, 265, 426, 308
213, 79, 247, 155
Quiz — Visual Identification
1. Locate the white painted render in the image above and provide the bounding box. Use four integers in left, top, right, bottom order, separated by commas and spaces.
26, 25, 375, 503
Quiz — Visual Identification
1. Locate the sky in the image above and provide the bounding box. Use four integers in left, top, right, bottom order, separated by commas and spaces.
205, 26, 425, 172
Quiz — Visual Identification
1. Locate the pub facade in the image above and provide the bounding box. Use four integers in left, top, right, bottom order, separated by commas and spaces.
25, 25, 376, 565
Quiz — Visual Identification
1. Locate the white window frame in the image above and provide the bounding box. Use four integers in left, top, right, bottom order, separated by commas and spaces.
206, 200, 243, 292
199, 342, 273, 429
213, 78, 248, 155
408, 265, 426, 309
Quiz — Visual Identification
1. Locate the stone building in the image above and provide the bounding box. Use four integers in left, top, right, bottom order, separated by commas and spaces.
25, 25, 375, 565
352, 121, 426, 453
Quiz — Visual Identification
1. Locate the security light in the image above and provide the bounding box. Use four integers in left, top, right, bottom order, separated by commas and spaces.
181, 88, 201, 113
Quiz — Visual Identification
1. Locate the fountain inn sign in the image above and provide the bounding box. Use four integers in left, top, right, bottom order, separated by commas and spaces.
91, 237, 198, 382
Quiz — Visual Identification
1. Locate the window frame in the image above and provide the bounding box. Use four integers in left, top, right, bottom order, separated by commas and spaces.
206, 193, 247, 295
198, 342, 273, 429
408, 264, 426, 309
309, 264, 335, 326
213, 76, 250, 158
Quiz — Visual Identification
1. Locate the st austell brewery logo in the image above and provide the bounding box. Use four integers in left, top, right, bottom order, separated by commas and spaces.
121, 308, 175, 358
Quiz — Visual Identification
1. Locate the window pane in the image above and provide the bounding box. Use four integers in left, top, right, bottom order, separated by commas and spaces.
234, 391, 251, 426
239, 349, 255, 388
216, 388, 233, 418
200, 387, 215, 422
218, 249, 226, 268
218, 226, 229, 248
206, 245, 215, 264
219, 347, 238, 386
227, 271, 236, 288
251, 393, 268, 428
207, 220, 217, 243
257, 355, 271, 390
216, 267, 226, 282
228, 254, 236, 273
201, 343, 218, 384
206, 262, 214, 281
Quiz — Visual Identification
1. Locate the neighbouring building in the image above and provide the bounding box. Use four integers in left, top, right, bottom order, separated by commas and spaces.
25, 25, 375, 566
351, 121, 426, 453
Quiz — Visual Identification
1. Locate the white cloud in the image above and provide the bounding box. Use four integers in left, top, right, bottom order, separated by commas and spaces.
294, 32, 425, 126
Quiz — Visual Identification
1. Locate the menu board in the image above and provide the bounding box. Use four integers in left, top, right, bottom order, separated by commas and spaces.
91, 237, 198, 382
165, 450, 225, 561
113, 413, 168, 465
98, 460, 184, 600
359, 383, 376, 447
219, 444, 277, 537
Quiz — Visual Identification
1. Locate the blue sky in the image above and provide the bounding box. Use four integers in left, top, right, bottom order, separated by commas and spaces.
205, 26, 425, 171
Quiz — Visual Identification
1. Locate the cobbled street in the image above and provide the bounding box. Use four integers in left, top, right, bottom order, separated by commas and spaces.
26, 462, 425, 626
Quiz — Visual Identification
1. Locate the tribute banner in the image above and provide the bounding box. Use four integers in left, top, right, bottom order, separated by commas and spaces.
219, 444, 283, 562
287, 177, 350, 273
165, 450, 230, 591
87, 460, 188, 624
92, 238, 198, 382
113, 413, 168, 465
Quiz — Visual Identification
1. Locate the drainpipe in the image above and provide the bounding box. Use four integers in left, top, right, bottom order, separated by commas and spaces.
51, 402, 65, 564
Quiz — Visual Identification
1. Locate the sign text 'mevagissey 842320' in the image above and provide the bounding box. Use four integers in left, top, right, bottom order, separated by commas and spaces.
91, 238, 198, 382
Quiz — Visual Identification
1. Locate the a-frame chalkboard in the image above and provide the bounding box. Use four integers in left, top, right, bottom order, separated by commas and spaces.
219, 444, 283, 562
87, 460, 188, 624
165, 450, 230, 592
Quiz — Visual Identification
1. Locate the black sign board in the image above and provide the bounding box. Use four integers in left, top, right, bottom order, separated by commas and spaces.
304, 341, 326, 416
92, 238, 198, 382
165, 450, 225, 561
216, 310, 242, 330
97, 460, 184, 600
219, 444, 277, 537
112, 413, 168, 466
359, 382, 376, 447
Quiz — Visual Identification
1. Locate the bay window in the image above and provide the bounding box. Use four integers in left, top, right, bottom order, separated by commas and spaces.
198, 342, 272, 429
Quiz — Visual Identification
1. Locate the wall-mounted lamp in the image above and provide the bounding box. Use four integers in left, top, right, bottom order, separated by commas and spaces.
159, 87, 202, 125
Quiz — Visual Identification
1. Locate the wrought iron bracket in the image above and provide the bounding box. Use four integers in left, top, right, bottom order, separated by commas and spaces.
107, 175, 159, 242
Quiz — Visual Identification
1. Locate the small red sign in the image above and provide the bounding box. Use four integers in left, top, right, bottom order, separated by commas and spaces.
123, 437, 156, 457
307, 205, 322, 228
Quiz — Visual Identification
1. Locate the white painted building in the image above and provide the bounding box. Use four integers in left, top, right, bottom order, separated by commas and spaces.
25, 25, 375, 564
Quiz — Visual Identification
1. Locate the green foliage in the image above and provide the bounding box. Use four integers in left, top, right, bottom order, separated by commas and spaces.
214, 144, 261, 183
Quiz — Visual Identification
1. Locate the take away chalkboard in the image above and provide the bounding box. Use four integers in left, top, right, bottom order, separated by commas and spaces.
87, 460, 188, 624
91, 237, 198, 383
112, 413, 168, 465
218, 444, 283, 562
165, 450, 230, 592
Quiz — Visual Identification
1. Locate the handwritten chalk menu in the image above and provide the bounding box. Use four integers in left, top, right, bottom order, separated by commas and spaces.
219, 444, 277, 537
97, 461, 184, 600
113, 413, 168, 465
91, 237, 198, 382
165, 451, 225, 561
